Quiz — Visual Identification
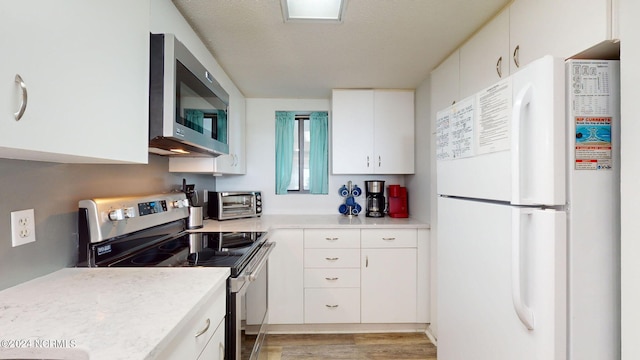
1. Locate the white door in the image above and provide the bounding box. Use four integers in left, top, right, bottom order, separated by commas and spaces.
436, 56, 565, 206
437, 196, 566, 360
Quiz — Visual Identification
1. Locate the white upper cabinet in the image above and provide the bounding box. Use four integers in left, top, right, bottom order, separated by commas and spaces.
430, 50, 460, 113
509, 0, 617, 72
332, 89, 415, 174
213, 95, 246, 174
459, 9, 510, 99
0, 0, 149, 163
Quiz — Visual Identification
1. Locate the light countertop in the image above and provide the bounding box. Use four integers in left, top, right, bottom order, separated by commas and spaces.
194, 214, 430, 233
0, 267, 229, 360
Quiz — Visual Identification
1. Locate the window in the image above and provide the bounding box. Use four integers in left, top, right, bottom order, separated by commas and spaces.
275, 111, 328, 194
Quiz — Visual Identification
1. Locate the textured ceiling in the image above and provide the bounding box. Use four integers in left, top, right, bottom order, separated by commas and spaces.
172, 0, 511, 99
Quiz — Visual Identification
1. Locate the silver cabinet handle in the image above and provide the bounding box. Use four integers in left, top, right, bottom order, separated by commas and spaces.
366, 156, 370, 167
325, 277, 339, 281
325, 237, 339, 241
325, 304, 339, 308
382, 237, 396, 241
378, 155, 381, 167
195, 318, 211, 337
513, 45, 520, 68
496, 56, 503, 78
14, 74, 27, 121
365, 255, 369, 268
325, 257, 339, 261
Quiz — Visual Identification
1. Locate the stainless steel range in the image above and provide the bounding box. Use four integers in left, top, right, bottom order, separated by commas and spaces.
77, 193, 273, 360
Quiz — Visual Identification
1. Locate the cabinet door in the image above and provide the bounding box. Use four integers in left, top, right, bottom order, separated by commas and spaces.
0, 0, 149, 163
331, 89, 374, 174
267, 229, 304, 324
509, 0, 613, 73
214, 94, 246, 174
431, 50, 460, 113
361, 248, 417, 323
373, 90, 415, 174
459, 9, 510, 99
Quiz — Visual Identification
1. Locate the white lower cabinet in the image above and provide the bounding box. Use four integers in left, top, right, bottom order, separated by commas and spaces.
361, 229, 418, 323
197, 318, 225, 360
361, 248, 417, 323
267, 229, 304, 324
269, 227, 428, 327
304, 288, 361, 324
159, 282, 226, 359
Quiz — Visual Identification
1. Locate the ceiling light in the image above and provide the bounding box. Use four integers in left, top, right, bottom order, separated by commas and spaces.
282, 0, 347, 23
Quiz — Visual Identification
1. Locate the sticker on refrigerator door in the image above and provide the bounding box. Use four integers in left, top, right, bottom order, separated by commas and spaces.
575, 116, 612, 170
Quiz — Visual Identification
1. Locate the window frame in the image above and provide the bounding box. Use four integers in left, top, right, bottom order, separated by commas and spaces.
288, 114, 311, 194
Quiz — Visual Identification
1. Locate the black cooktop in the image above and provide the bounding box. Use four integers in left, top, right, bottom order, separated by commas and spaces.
91, 229, 265, 276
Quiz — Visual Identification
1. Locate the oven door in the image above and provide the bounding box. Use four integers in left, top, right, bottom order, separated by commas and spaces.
228, 241, 275, 360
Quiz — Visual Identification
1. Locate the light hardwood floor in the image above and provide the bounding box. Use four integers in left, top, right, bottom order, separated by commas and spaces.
262, 332, 437, 360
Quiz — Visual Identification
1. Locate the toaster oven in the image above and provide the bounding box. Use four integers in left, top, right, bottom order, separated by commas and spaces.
208, 191, 262, 220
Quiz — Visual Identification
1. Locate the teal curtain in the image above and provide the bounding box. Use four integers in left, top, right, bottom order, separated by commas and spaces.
309, 112, 329, 194
275, 111, 295, 194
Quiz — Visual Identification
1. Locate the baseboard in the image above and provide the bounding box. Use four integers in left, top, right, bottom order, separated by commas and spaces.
268, 323, 428, 334
425, 324, 437, 346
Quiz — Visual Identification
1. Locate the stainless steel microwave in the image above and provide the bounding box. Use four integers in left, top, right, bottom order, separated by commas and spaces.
208, 191, 263, 220
149, 33, 229, 157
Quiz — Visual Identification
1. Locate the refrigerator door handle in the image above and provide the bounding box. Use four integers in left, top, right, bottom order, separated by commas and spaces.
511, 208, 535, 330
511, 84, 533, 205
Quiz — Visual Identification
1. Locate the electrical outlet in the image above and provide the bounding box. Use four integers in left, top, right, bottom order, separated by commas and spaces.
11, 209, 36, 247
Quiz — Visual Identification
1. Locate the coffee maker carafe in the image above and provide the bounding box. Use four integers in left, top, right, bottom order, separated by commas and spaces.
365, 180, 385, 217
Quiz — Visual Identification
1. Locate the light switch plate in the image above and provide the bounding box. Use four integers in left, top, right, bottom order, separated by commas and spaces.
11, 209, 36, 247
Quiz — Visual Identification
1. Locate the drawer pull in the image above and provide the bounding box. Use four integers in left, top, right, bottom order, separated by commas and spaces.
382, 237, 396, 241
325, 237, 339, 241
325, 277, 339, 281
325, 257, 339, 261
325, 304, 339, 308
195, 318, 211, 338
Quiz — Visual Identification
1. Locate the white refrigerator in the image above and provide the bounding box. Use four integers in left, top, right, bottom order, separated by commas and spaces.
435, 56, 620, 359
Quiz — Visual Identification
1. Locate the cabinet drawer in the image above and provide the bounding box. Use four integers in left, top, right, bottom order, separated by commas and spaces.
304, 229, 360, 248
361, 229, 417, 248
159, 284, 226, 359
304, 268, 360, 288
304, 288, 360, 323
304, 249, 360, 268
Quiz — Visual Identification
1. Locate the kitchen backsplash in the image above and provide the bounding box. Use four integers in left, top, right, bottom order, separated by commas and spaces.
0, 155, 216, 290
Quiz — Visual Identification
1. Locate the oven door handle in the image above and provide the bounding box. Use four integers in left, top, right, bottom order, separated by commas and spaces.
239, 241, 275, 282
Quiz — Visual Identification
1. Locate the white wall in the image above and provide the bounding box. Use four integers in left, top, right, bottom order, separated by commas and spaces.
619, 0, 640, 358
216, 98, 405, 215
406, 77, 431, 222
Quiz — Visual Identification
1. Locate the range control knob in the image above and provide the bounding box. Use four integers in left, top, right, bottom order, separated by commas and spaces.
123, 207, 135, 219
108, 209, 125, 221
171, 199, 188, 209
256, 206, 262, 213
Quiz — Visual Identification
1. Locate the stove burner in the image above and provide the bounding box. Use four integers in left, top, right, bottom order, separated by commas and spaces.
158, 238, 186, 252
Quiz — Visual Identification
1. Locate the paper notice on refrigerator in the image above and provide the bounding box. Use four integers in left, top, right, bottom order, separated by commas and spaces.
450, 98, 475, 159
436, 109, 452, 161
476, 78, 512, 155
570, 61, 614, 170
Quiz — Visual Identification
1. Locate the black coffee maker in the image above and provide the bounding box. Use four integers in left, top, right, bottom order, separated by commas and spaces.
365, 180, 385, 217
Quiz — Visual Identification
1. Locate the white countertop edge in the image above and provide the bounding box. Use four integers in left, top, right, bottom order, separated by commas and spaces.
194, 214, 430, 233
